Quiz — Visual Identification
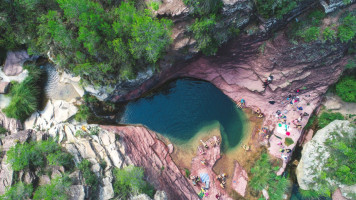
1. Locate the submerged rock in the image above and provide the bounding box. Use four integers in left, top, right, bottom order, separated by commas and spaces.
231, 161, 249, 197
296, 120, 355, 199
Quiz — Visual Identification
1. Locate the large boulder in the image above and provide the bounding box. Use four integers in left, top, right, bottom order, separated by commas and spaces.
320, 0, 355, 13
68, 185, 86, 200
296, 120, 355, 199
3, 51, 29, 76
0, 155, 13, 195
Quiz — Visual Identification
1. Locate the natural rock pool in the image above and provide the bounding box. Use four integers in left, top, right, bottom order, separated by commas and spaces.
120, 78, 248, 151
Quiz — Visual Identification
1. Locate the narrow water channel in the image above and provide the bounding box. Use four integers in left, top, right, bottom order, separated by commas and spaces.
119, 78, 248, 151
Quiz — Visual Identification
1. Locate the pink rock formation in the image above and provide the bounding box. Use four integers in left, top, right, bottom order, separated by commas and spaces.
332, 188, 347, 200
101, 125, 197, 200
189, 136, 230, 200
3, 51, 29, 76
231, 161, 248, 197
112, 33, 348, 173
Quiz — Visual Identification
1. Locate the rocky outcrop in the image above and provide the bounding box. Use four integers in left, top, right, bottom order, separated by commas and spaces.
296, 120, 355, 199
320, 0, 355, 13
24, 99, 79, 131
102, 125, 198, 200
0, 82, 10, 94
3, 51, 29, 76
0, 112, 23, 134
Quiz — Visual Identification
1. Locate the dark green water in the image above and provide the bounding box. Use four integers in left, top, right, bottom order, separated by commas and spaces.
120, 78, 247, 151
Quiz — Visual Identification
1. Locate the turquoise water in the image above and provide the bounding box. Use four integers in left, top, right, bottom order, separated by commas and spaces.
120, 78, 247, 151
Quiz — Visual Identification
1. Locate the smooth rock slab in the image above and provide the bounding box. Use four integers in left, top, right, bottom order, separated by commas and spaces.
231, 161, 248, 197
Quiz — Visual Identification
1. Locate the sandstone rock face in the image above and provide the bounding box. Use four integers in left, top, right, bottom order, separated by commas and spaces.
0, 111, 23, 134
3, 51, 29, 76
231, 161, 248, 197
296, 120, 355, 199
0, 82, 10, 94
102, 125, 197, 200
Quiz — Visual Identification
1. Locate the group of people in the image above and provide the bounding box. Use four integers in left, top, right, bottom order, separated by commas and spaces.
190, 175, 201, 186
263, 75, 274, 89
216, 173, 227, 189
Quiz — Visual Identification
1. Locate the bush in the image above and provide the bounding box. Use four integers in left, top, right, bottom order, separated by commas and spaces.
2, 72, 41, 121
284, 137, 294, 146
297, 27, 320, 42
75, 104, 91, 122
338, 14, 356, 43
318, 112, 344, 128
0, 126, 7, 134
0, 182, 33, 200
113, 166, 155, 199
6, 139, 73, 171
255, 0, 297, 19
78, 159, 98, 188
189, 15, 229, 55
183, 0, 222, 16
322, 27, 336, 42
324, 130, 356, 185
335, 76, 356, 102
33, 175, 72, 200
299, 189, 320, 198
185, 168, 191, 178
249, 153, 290, 199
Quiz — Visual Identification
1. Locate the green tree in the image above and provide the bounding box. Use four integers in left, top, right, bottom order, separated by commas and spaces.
255, 0, 297, 19
318, 112, 344, 128
0, 182, 33, 200
113, 166, 155, 199
335, 76, 356, 102
33, 175, 72, 200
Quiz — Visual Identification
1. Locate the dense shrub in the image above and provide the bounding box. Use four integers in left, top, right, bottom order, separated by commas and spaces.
2, 64, 42, 121
1, 1, 172, 87
74, 104, 91, 122
318, 112, 344, 129
33, 175, 72, 200
0, 126, 7, 134
6, 139, 73, 171
322, 27, 336, 42
337, 14, 356, 43
284, 137, 294, 146
0, 182, 33, 200
255, 0, 297, 19
183, 0, 222, 16
78, 159, 98, 188
335, 76, 356, 102
304, 127, 356, 197
249, 153, 289, 200
189, 15, 231, 55
297, 27, 320, 42
113, 166, 155, 199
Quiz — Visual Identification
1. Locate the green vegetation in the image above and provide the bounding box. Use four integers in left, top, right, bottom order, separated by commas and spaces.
183, 0, 222, 16
6, 139, 73, 171
0, 126, 7, 134
290, 9, 356, 43
74, 104, 91, 122
0, 182, 33, 200
78, 159, 98, 188
305, 115, 316, 130
284, 137, 294, 146
33, 175, 72, 200
303, 126, 356, 197
0, 0, 172, 86
189, 15, 228, 55
335, 76, 356, 102
2, 64, 42, 121
255, 0, 298, 19
338, 14, 356, 43
318, 112, 344, 128
299, 189, 320, 199
113, 166, 155, 199
249, 153, 290, 200
185, 168, 191, 178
